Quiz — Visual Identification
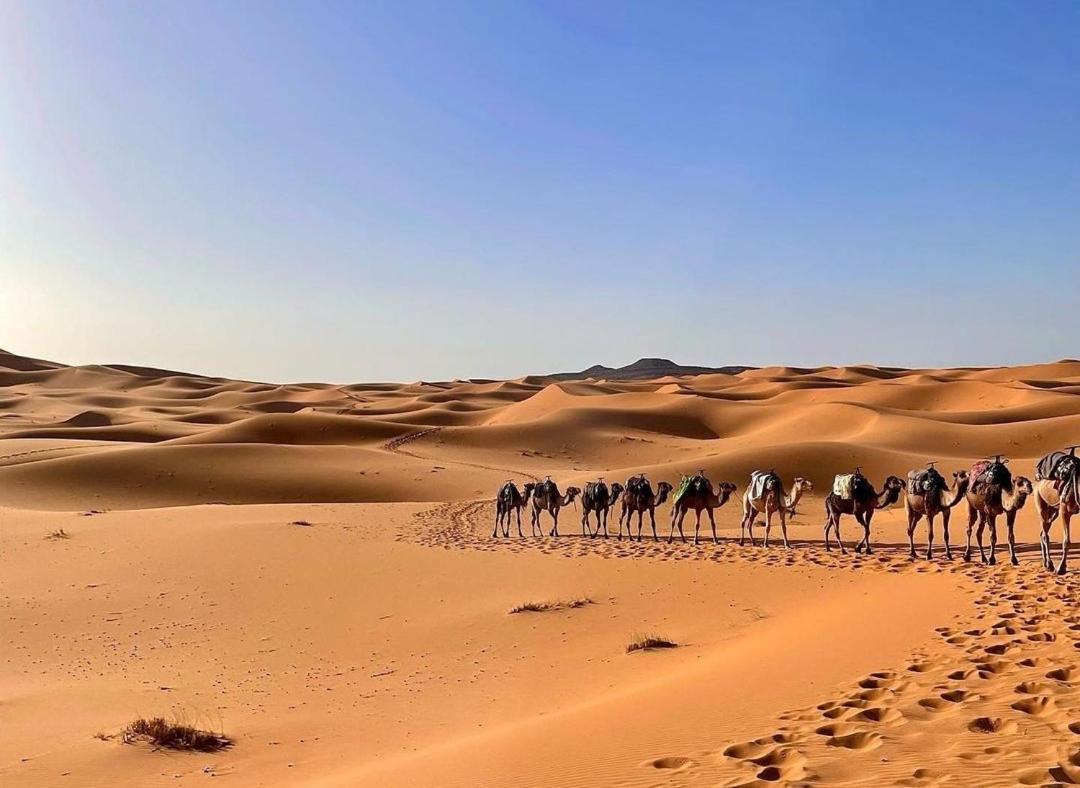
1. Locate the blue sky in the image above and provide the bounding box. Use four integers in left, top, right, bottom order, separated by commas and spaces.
2, 1, 1078, 382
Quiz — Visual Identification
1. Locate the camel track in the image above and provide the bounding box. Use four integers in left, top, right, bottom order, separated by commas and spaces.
383, 427, 444, 453
383, 426, 540, 483
0, 445, 102, 467
406, 501, 1080, 787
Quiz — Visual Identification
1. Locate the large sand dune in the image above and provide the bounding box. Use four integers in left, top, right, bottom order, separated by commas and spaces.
2, 350, 1080, 787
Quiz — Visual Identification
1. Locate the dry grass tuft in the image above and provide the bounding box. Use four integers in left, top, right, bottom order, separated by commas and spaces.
121, 716, 232, 752
626, 633, 678, 653
508, 597, 593, 614
45, 528, 71, 540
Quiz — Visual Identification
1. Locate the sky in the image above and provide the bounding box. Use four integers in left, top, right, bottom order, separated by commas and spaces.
2, 1, 1078, 383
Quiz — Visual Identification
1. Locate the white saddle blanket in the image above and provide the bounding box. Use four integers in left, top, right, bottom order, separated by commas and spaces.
833, 473, 855, 500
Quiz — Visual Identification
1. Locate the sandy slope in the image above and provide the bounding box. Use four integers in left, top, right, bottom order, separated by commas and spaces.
2, 350, 1080, 787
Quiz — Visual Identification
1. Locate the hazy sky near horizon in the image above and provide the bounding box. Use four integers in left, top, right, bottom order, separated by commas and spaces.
2, 1, 1078, 383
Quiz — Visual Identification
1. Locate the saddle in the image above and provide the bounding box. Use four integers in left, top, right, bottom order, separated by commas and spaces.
536, 478, 558, 498
586, 480, 609, 500
749, 470, 780, 501
908, 464, 947, 495
689, 474, 713, 495
970, 458, 1012, 492
499, 481, 517, 501
1036, 450, 1079, 483
833, 469, 871, 500
626, 474, 649, 494
1036, 449, 1080, 503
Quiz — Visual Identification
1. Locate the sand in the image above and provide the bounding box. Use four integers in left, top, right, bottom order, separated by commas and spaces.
2, 349, 1080, 787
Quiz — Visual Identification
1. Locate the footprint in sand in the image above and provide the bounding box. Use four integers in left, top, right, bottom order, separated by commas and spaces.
747, 746, 807, 771
644, 755, 694, 770
825, 730, 882, 750
1015, 680, 1057, 695
1047, 666, 1077, 684
852, 706, 904, 725
968, 716, 1019, 734
1011, 695, 1056, 717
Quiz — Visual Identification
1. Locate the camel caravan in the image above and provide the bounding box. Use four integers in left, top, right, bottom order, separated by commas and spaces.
491, 446, 1080, 573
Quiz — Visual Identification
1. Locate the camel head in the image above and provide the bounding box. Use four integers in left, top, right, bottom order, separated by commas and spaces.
610, 481, 624, 501
716, 481, 737, 505
656, 480, 673, 504
1015, 476, 1034, 496
565, 486, 582, 502
523, 482, 536, 503
880, 475, 905, 506
793, 477, 813, 494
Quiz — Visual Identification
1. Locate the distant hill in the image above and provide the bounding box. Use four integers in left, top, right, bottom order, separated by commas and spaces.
548, 357, 754, 381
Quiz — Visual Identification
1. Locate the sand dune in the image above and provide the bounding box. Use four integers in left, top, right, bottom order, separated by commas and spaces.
2, 351, 1080, 787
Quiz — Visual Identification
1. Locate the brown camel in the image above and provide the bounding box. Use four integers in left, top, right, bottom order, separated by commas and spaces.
823, 473, 905, 554
904, 467, 969, 559
964, 466, 1033, 565
617, 475, 673, 542
530, 479, 581, 537
740, 473, 813, 548
581, 479, 624, 538
492, 480, 535, 538
669, 476, 738, 544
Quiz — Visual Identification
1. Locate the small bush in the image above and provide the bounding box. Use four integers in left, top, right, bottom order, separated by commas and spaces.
627, 634, 678, 653
121, 716, 231, 752
45, 529, 71, 540
508, 597, 593, 614
291, 520, 313, 527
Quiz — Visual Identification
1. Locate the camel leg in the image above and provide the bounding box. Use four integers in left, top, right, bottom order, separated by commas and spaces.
779, 506, 791, 549
823, 511, 833, 552
1057, 509, 1071, 575
764, 509, 772, 548
987, 514, 998, 565
739, 510, 747, 546
833, 513, 846, 554
515, 506, 523, 538
582, 508, 589, 538
692, 509, 701, 545
549, 508, 560, 538
648, 508, 659, 542
862, 509, 873, 555
1040, 517, 1052, 571
492, 506, 501, 539
744, 512, 756, 547
617, 507, 625, 540
708, 507, 718, 545
975, 514, 990, 564
907, 509, 919, 559
1006, 509, 1020, 566
668, 507, 679, 543
942, 508, 952, 560
963, 506, 977, 562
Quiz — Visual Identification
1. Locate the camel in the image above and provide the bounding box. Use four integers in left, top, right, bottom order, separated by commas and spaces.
823, 473, 905, 554
530, 479, 581, 537
669, 476, 738, 544
617, 476, 673, 542
904, 467, 969, 559
739, 473, 813, 548
1033, 450, 1080, 574
1035, 479, 1078, 575
581, 479, 624, 538
492, 480, 535, 538
964, 466, 1033, 565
